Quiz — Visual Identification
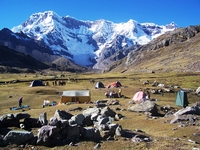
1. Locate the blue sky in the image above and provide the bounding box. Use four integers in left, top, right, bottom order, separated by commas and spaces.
0, 0, 199, 30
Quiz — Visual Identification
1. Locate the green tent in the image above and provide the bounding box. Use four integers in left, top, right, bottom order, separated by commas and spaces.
175, 90, 189, 108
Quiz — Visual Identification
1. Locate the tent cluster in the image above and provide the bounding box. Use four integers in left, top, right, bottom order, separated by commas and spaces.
106, 81, 122, 88
131, 88, 191, 108
95, 81, 122, 89
94, 81, 122, 89
29, 79, 198, 109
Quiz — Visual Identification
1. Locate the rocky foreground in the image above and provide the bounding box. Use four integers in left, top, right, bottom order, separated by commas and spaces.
0, 100, 200, 149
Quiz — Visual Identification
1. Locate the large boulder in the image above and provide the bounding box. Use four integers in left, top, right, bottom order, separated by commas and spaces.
115, 125, 125, 136
83, 115, 94, 126
101, 106, 116, 118
82, 127, 101, 142
70, 114, 85, 125
83, 107, 101, 117
3, 118, 19, 127
128, 100, 158, 116
53, 110, 73, 121
3, 130, 34, 145
14, 113, 30, 120
108, 123, 125, 137
37, 125, 60, 146
23, 118, 40, 128
49, 117, 69, 129
170, 105, 200, 125
66, 125, 80, 142
0, 114, 19, 127
49, 117, 61, 127
38, 112, 48, 126
173, 105, 200, 116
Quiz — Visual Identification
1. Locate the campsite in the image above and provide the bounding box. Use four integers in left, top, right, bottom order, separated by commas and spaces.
0, 72, 200, 150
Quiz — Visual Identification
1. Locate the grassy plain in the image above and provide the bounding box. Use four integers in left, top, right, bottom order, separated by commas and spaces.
0, 71, 200, 150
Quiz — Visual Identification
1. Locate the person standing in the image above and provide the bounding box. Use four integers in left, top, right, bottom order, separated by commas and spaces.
18, 97, 23, 107
118, 88, 122, 97
145, 90, 150, 100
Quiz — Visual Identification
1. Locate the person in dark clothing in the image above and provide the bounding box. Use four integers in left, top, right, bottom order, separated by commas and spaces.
145, 90, 150, 99
18, 97, 23, 107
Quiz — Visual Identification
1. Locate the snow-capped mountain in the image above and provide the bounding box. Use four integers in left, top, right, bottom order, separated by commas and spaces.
12, 11, 177, 69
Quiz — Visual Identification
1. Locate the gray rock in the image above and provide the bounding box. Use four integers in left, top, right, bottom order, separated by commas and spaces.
97, 117, 110, 126
91, 113, 99, 121
53, 110, 73, 121
3, 130, 34, 145
0, 114, 8, 122
98, 124, 109, 131
173, 105, 200, 116
131, 135, 144, 143
60, 120, 69, 129
115, 113, 123, 121
14, 113, 30, 120
49, 117, 69, 129
82, 107, 100, 117
3, 118, 19, 127
37, 125, 60, 145
101, 130, 112, 139
101, 106, 116, 118
83, 115, 93, 126
24, 118, 40, 128
0, 114, 21, 127
49, 117, 61, 127
115, 125, 124, 136
108, 124, 124, 137
39, 112, 48, 126
70, 114, 85, 125
82, 127, 101, 141
66, 125, 80, 142
128, 100, 158, 116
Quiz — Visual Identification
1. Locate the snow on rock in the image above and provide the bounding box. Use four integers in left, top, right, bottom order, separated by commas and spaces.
11, 11, 178, 69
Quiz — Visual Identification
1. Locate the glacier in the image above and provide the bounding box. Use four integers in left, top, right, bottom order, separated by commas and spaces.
11, 11, 177, 69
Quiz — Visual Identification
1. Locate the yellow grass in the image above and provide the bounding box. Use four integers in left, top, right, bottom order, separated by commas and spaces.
0, 72, 200, 149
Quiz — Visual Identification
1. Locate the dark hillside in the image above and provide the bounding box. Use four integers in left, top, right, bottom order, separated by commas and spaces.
0, 28, 60, 63
0, 45, 49, 72
0, 28, 87, 73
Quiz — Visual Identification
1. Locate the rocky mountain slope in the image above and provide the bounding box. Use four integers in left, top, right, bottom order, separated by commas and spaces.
1, 11, 199, 73
11, 11, 177, 69
0, 28, 58, 63
104, 25, 200, 73
0, 28, 87, 73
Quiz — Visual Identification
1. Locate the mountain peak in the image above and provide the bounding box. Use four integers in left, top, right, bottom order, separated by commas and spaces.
11, 11, 63, 40
32, 11, 60, 18
11, 11, 177, 69
165, 22, 178, 29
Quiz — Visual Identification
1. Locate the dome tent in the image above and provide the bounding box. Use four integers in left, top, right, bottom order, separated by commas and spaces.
132, 91, 146, 103
95, 81, 105, 89
29, 80, 45, 87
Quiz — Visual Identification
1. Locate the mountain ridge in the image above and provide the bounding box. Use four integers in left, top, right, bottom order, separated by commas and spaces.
11, 11, 177, 69
0, 28, 87, 73
0, 45, 49, 73
103, 25, 200, 73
